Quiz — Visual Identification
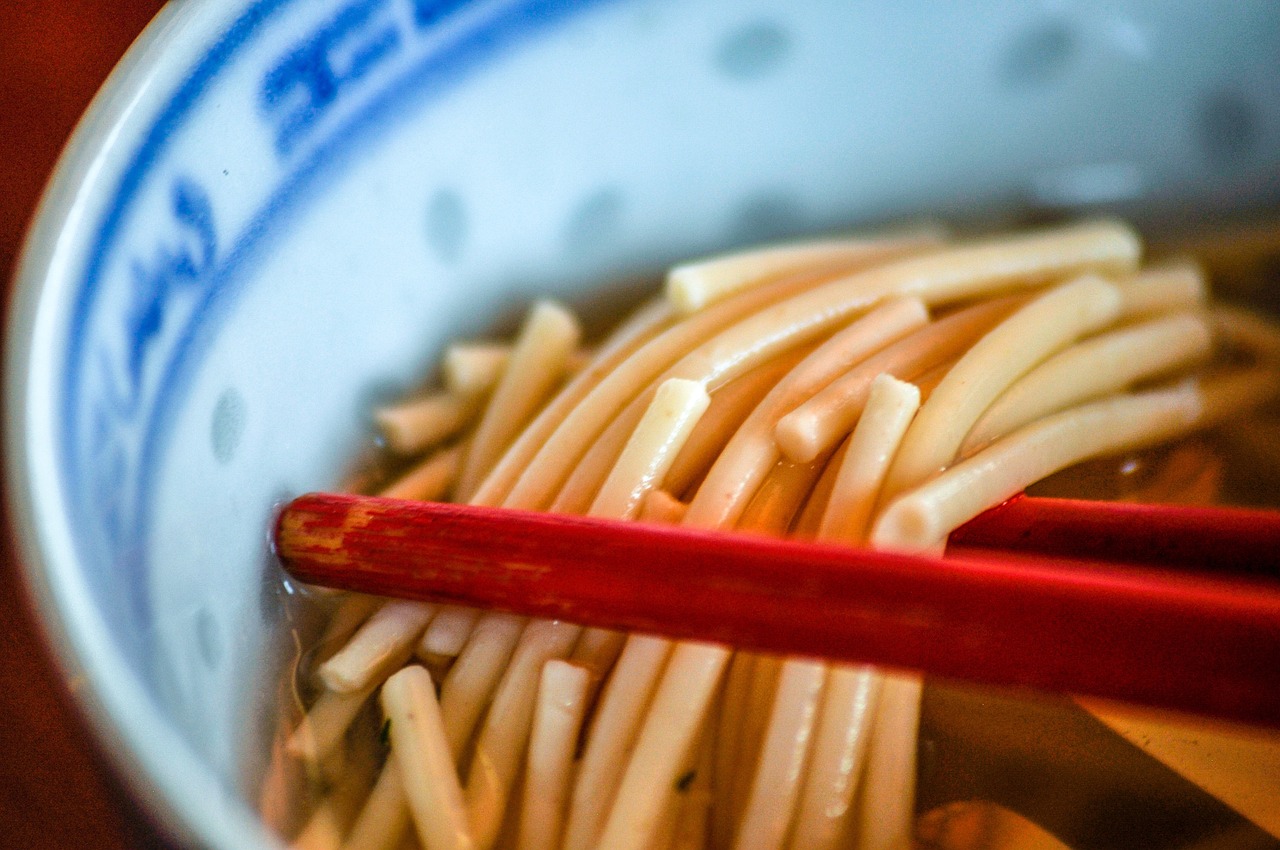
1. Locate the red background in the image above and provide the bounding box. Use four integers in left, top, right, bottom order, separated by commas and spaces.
1, 2, 180, 847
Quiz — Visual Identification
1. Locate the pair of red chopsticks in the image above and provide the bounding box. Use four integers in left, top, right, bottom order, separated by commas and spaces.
275, 492, 1280, 729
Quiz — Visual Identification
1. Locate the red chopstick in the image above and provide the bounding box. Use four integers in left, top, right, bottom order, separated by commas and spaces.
275, 492, 1280, 729
951, 492, 1280, 576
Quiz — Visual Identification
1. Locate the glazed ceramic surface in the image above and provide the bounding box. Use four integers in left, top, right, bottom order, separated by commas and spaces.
7, 1, 1280, 847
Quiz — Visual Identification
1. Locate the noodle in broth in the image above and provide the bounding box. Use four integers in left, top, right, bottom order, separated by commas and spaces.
268, 219, 1280, 850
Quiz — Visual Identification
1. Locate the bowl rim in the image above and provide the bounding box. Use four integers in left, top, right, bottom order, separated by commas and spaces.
7, 0, 626, 842
4, 0, 288, 846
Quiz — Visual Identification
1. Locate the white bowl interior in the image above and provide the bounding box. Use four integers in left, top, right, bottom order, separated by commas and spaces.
8, 1, 1280, 847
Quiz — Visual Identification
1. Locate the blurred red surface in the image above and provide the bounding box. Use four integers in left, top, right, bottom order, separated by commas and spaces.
1, 2, 179, 848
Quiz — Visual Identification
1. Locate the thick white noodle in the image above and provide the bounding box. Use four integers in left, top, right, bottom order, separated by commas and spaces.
960, 313, 1212, 456
596, 643, 733, 850
851, 674, 923, 850
1115, 261, 1205, 319
589, 379, 711, 519
685, 298, 928, 531
312, 595, 381, 666
729, 641, 784, 830
514, 220, 1136, 517
712, 652, 755, 849
650, 709, 714, 850
343, 757, 410, 850
507, 219, 1134, 517
818, 375, 921, 543
457, 301, 583, 500
286, 685, 377, 764
665, 354, 802, 499
592, 304, 929, 850
880, 275, 1123, 503
436, 372, 713, 787
550, 402, 650, 515
319, 602, 437, 694
444, 344, 512, 398
380, 444, 464, 501
472, 299, 675, 507
563, 636, 675, 850
501, 270, 858, 513
382, 667, 474, 850
552, 350, 808, 516
871, 384, 1204, 552
774, 295, 1021, 465
671, 718, 717, 850
779, 378, 918, 849
421, 607, 484, 658
731, 660, 826, 850
852, 219, 1138, 308
517, 661, 592, 850
465, 621, 582, 850
376, 393, 477, 456
666, 229, 945, 315
786, 667, 882, 850
440, 614, 528, 758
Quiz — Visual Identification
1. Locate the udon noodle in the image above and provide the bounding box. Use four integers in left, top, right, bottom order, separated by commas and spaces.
265, 220, 1280, 850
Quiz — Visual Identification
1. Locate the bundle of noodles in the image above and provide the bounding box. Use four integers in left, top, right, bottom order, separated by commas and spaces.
268, 220, 1280, 850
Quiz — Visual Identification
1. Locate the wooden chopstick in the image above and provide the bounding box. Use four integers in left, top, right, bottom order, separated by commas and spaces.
275, 492, 1280, 729
951, 492, 1280, 576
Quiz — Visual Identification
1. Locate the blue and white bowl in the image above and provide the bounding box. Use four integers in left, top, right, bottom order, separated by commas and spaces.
7, 1, 1280, 847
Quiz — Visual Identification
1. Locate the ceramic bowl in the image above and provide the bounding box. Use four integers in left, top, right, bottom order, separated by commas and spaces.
7, 1, 1280, 847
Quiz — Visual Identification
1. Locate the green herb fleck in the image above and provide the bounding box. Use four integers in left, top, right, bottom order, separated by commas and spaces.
380, 719, 392, 747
